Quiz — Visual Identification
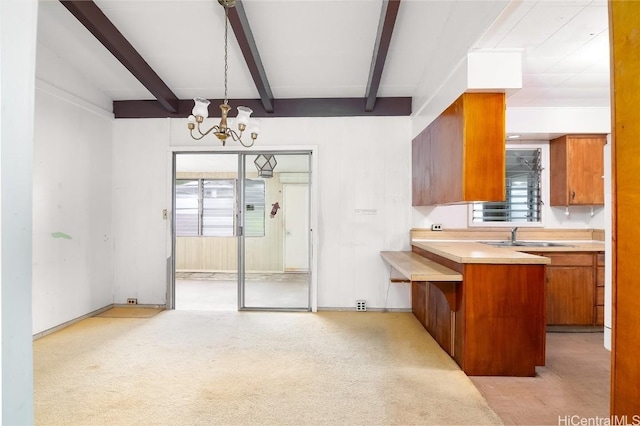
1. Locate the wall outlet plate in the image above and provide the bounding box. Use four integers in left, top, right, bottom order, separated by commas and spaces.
127, 298, 138, 305
431, 224, 443, 231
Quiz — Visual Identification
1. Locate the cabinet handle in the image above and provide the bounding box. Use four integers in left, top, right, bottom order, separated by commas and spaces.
571, 190, 576, 200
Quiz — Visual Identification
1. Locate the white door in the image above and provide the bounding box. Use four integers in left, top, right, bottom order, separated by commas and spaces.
284, 184, 309, 272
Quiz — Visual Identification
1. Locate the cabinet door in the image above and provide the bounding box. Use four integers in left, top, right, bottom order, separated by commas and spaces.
411, 281, 427, 328
567, 136, 605, 205
546, 266, 595, 325
595, 252, 605, 326
426, 283, 454, 355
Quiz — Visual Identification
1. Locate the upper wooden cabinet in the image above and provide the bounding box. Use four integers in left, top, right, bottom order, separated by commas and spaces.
412, 92, 506, 206
549, 134, 606, 206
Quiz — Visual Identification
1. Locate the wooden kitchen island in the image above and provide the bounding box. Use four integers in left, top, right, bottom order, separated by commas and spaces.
383, 241, 550, 377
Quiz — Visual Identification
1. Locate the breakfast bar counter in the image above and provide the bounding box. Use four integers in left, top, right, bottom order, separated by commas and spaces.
382, 240, 550, 377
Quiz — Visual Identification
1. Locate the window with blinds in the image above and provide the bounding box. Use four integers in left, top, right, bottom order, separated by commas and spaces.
175, 179, 265, 237
244, 180, 265, 237
472, 148, 542, 223
202, 179, 236, 236
175, 180, 200, 236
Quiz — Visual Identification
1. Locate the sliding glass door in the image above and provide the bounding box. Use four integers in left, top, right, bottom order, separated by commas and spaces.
173, 151, 311, 311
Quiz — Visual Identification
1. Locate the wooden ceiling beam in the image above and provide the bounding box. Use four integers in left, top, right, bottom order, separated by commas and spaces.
60, 0, 179, 113
365, 0, 401, 112
227, 1, 275, 113
113, 97, 411, 118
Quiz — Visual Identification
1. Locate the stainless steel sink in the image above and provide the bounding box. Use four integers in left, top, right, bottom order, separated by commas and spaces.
520, 241, 572, 247
480, 241, 572, 248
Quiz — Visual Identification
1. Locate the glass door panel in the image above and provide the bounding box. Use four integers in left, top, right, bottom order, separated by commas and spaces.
240, 152, 311, 310
173, 153, 239, 311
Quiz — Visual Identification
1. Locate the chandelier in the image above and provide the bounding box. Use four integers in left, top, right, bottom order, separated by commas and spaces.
187, 0, 259, 147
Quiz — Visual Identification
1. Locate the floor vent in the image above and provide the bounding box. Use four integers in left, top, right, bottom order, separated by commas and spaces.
356, 300, 367, 311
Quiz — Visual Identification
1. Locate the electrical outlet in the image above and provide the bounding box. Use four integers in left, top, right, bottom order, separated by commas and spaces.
431, 224, 443, 231
356, 300, 367, 312
127, 298, 138, 305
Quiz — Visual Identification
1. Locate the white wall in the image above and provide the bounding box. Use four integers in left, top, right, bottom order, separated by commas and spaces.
31, 88, 114, 334
1, 0, 38, 422
30, 16, 117, 335
112, 119, 170, 305
112, 116, 413, 309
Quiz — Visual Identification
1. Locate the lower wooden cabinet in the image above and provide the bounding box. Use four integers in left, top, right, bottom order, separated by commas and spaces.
546, 265, 594, 325
527, 251, 604, 326
596, 252, 605, 325
412, 281, 454, 356
426, 283, 455, 355
411, 281, 427, 327
411, 247, 546, 376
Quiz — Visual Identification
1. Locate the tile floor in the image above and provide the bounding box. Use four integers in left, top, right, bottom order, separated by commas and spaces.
471, 331, 610, 425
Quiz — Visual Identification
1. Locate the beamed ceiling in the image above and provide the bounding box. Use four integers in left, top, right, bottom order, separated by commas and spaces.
37, 0, 609, 120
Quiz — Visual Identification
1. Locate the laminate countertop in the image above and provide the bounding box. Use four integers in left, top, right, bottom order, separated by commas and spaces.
412, 240, 605, 265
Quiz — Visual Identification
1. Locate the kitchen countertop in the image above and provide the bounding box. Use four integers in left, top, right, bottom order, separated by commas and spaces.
411, 239, 605, 265
412, 241, 551, 264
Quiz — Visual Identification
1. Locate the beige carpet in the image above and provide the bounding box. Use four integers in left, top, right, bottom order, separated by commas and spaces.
95, 307, 165, 318
33, 311, 503, 426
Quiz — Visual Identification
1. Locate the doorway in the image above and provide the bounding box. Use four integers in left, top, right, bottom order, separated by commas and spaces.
172, 151, 312, 311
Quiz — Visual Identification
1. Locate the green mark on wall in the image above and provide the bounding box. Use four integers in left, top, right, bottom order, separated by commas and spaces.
51, 232, 72, 240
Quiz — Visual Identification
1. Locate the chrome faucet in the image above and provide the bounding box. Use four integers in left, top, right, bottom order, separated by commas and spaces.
511, 227, 519, 243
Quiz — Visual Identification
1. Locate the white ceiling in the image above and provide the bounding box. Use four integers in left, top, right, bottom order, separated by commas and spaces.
475, 0, 609, 108
36, 0, 610, 112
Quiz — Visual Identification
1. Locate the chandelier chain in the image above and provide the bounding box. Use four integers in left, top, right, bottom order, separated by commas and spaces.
224, 6, 229, 105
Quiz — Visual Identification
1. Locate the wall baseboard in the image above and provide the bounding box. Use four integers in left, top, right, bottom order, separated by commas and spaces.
317, 307, 412, 313
112, 303, 167, 309
33, 303, 169, 340
33, 304, 114, 340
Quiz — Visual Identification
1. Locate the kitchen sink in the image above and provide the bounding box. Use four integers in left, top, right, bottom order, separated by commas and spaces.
481, 241, 572, 248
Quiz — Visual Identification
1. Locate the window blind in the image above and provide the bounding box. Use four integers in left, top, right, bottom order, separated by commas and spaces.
244, 179, 265, 237
175, 180, 200, 236
202, 179, 235, 237
175, 178, 266, 237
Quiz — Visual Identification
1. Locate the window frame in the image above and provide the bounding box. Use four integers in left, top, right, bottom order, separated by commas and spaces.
468, 143, 546, 228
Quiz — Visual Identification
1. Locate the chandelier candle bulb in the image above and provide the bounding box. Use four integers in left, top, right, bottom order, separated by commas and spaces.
187, 115, 196, 129
250, 120, 260, 139
236, 106, 252, 130
192, 98, 210, 119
